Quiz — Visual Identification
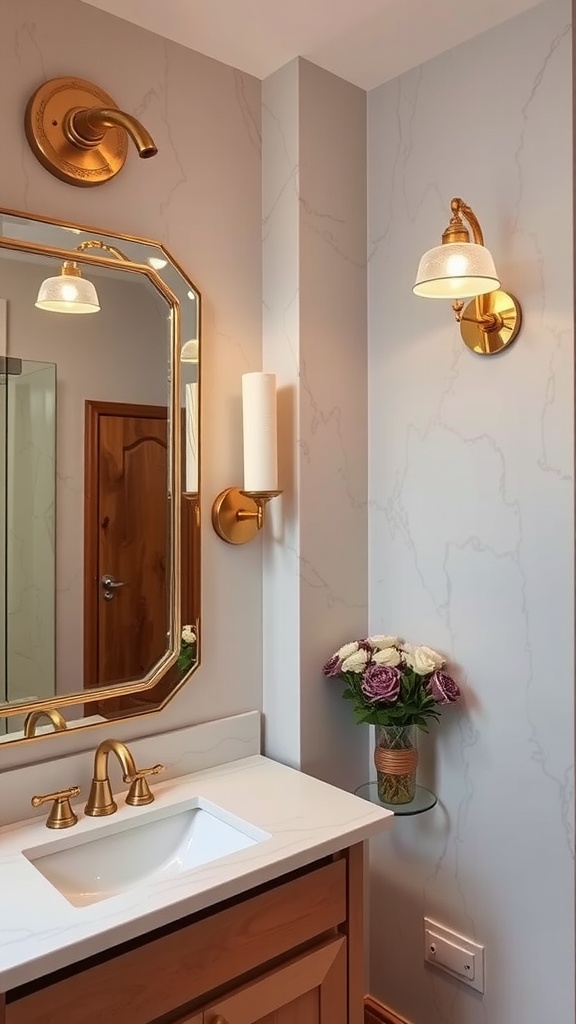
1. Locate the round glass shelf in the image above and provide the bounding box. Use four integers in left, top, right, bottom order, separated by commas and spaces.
355, 782, 437, 816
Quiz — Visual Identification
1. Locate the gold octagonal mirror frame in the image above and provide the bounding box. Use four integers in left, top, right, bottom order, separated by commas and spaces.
0, 207, 201, 748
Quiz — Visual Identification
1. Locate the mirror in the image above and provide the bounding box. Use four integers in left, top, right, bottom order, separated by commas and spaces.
0, 208, 201, 745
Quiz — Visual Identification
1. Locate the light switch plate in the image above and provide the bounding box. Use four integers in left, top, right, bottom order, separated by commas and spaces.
423, 917, 485, 993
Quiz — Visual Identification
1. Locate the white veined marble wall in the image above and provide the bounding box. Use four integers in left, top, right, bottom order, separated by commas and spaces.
367, 2, 573, 1022
262, 59, 368, 791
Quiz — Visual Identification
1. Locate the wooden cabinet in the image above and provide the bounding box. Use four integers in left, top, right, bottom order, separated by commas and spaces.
2, 846, 363, 1024
192, 937, 346, 1024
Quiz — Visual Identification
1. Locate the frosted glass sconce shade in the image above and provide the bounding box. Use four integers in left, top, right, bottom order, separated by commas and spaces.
181, 338, 199, 363
413, 242, 500, 299
36, 261, 100, 314
413, 197, 522, 356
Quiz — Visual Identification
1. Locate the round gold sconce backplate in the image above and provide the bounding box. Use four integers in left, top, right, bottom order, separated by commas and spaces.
460, 290, 522, 356
25, 77, 128, 187
211, 488, 261, 545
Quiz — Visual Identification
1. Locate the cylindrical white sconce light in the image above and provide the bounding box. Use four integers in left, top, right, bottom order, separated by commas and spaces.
212, 371, 282, 544
242, 372, 277, 492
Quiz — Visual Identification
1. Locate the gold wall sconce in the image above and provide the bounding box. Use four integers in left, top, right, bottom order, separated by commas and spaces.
212, 373, 282, 545
25, 76, 158, 187
35, 239, 128, 314
413, 197, 522, 355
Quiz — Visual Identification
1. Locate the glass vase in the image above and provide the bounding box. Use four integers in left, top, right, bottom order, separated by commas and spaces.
374, 724, 418, 805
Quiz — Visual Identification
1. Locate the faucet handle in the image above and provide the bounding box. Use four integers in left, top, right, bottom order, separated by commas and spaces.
123, 763, 164, 806
31, 785, 81, 829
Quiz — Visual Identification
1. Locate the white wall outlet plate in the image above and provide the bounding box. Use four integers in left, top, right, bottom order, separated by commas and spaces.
423, 917, 485, 993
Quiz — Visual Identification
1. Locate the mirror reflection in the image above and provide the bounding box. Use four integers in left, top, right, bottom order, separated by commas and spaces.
0, 211, 200, 742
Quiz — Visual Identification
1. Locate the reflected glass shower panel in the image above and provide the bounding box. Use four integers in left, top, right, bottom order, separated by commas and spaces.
5, 359, 56, 721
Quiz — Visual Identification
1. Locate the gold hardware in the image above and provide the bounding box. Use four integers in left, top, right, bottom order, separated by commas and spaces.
76, 239, 129, 262
24, 708, 67, 738
442, 197, 485, 246
85, 739, 164, 816
124, 764, 165, 806
211, 1017, 230, 1024
31, 785, 81, 829
211, 487, 282, 545
24, 77, 158, 188
457, 290, 522, 355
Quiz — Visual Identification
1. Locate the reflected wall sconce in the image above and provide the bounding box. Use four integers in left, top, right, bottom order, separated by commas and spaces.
25, 76, 158, 188
35, 239, 128, 314
212, 372, 282, 544
413, 197, 522, 355
35, 261, 100, 314
181, 339, 199, 363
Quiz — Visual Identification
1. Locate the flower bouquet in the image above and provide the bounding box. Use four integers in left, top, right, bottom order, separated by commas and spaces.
177, 624, 197, 673
323, 635, 460, 804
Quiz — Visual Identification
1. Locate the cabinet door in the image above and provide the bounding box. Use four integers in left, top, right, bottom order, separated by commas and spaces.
199, 937, 346, 1024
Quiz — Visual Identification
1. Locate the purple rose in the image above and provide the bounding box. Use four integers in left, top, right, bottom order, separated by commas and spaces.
428, 670, 460, 704
357, 639, 375, 653
323, 654, 343, 677
361, 665, 401, 704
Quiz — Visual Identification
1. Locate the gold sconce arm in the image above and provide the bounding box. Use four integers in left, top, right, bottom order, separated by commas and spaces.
25, 77, 158, 188
75, 239, 130, 262
212, 487, 282, 545
442, 198, 485, 246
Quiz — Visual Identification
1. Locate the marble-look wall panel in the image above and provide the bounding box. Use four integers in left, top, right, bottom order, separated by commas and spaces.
262, 59, 368, 790
262, 60, 302, 768
367, 2, 573, 1022
0, 0, 262, 768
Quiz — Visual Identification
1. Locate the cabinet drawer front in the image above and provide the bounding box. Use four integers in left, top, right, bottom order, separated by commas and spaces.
6, 860, 347, 1024
200, 936, 347, 1024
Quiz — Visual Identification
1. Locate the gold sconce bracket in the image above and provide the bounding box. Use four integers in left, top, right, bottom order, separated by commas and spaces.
25, 77, 158, 187
212, 487, 282, 545
455, 290, 522, 355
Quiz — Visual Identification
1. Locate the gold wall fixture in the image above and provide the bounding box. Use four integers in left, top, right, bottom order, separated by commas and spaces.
413, 197, 522, 355
25, 76, 158, 187
212, 372, 282, 545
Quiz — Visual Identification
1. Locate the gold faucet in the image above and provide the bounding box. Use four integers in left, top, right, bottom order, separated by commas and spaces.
24, 708, 67, 738
85, 739, 164, 817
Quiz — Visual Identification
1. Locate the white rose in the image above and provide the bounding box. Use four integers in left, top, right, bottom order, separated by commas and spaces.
341, 648, 370, 674
372, 646, 401, 667
182, 625, 196, 645
337, 641, 359, 660
402, 643, 444, 674
368, 635, 399, 650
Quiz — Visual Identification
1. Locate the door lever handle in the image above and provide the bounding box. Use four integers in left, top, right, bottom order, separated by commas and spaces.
101, 574, 126, 589
101, 574, 126, 600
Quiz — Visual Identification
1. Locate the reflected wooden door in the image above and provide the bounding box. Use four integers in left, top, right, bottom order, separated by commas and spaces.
84, 401, 168, 698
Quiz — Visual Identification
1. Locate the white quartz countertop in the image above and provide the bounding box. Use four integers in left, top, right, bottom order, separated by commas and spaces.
0, 754, 392, 991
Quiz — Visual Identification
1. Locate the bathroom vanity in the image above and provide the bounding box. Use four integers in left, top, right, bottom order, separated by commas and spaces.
0, 752, 392, 1024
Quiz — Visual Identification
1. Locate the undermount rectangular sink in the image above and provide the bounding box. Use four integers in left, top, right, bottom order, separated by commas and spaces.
23, 797, 270, 908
